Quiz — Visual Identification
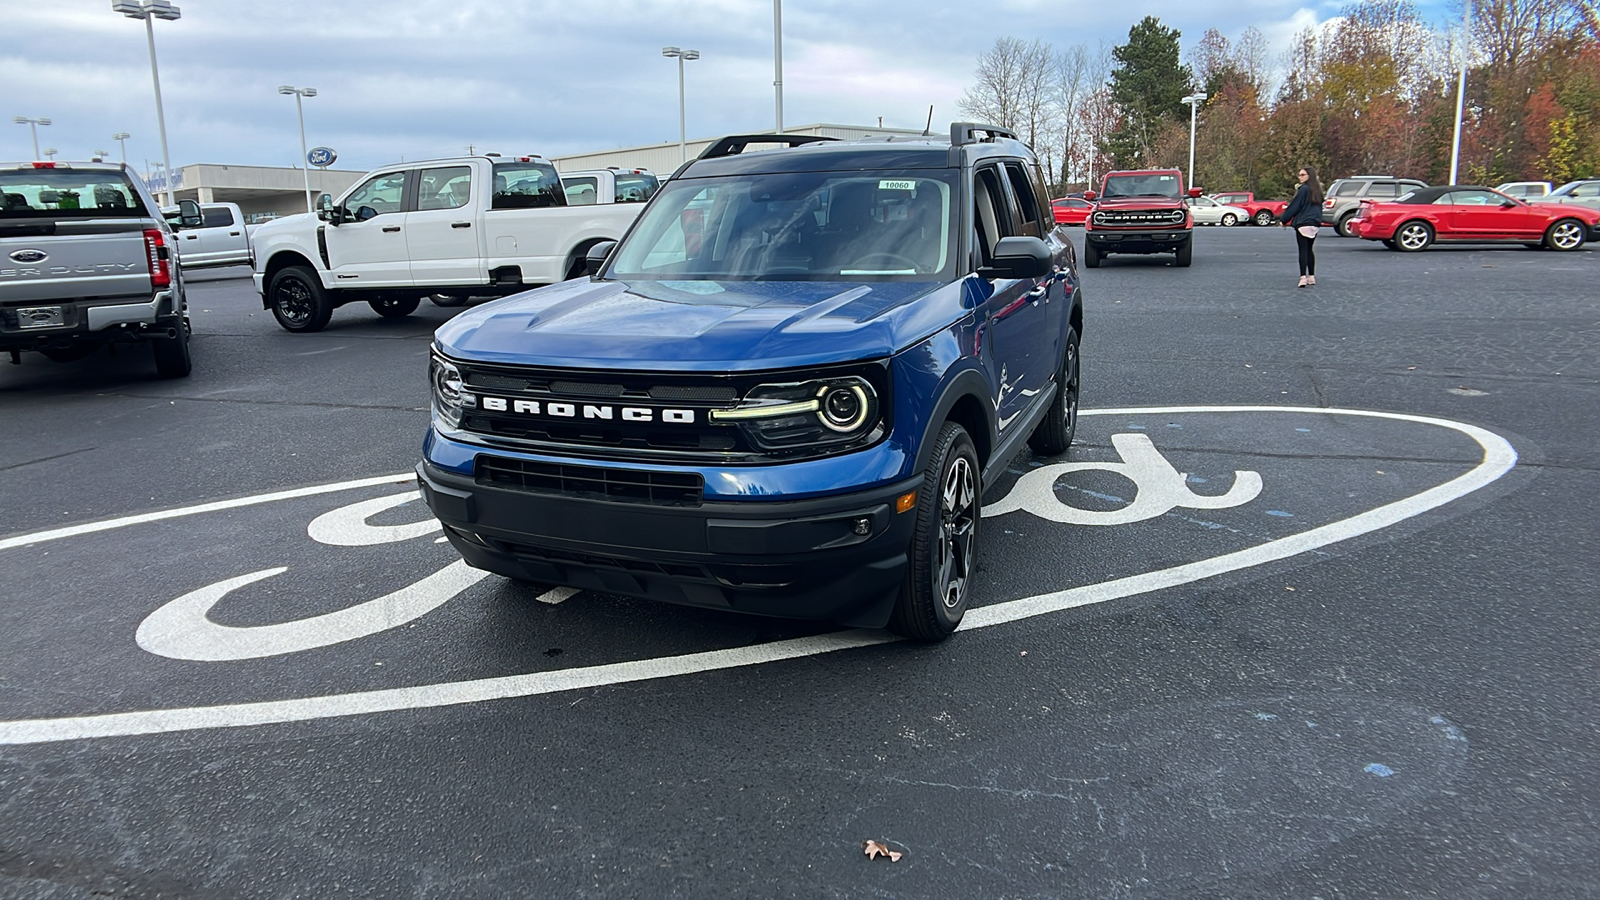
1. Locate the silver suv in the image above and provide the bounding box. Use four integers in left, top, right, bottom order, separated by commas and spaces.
1322, 176, 1428, 236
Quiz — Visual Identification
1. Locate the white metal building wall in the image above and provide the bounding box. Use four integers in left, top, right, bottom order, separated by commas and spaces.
550, 123, 930, 175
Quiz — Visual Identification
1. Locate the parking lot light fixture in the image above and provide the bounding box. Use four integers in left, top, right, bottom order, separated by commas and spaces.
113, 131, 131, 163
94, 149, 110, 161
1180, 92, 1207, 190
114, 0, 181, 206
43, 148, 58, 161
661, 48, 700, 164
13, 116, 50, 159
279, 85, 318, 213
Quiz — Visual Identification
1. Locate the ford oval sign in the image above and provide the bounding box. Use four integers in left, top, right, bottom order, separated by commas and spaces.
8, 249, 48, 264
307, 146, 337, 168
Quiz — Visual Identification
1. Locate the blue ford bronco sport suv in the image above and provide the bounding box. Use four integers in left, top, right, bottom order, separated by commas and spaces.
419, 123, 1082, 640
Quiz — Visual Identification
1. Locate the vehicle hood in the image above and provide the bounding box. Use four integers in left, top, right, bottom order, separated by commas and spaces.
434, 277, 962, 371
1094, 196, 1185, 210
1530, 200, 1600, 218
250, 212, 316, 238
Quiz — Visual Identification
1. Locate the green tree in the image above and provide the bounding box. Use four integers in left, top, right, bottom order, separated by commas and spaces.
1105, 16, 1193, 166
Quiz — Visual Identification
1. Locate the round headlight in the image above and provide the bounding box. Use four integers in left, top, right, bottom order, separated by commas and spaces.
433, 358, 462, 404
817, 383, 869, 432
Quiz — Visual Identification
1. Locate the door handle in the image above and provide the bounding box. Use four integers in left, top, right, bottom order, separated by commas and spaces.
183, 234, 197, 240
382, 226, 402, 233
451, 222, 472, 229
1026, 284, 1048, 302
229, 231, 240, 236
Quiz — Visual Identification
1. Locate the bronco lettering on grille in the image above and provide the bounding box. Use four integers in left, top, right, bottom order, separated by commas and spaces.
477, 396, 696, 424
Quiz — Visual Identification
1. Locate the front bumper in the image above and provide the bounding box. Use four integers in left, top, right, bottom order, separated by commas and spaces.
417, 460, 922, 627
1085, 229, 1191, 254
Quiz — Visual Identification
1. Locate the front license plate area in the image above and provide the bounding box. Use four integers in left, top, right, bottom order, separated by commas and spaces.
17, 307, 65, 329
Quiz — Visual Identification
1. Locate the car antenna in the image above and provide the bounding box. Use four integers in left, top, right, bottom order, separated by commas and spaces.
923, 105, 934, 136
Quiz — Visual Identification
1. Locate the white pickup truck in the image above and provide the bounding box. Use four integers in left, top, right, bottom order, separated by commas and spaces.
168, 201, 252, 269
250, 155, 643, 332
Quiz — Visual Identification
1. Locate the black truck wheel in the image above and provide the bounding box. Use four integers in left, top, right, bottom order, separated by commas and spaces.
1174, 238, 1193, 267
369, 295, 422, 318
1028, 328, 1080, 457
1083, 240, 1101, 268
152, 318, 192, 378
269, 266, 334, 333
889, 422, 980, 642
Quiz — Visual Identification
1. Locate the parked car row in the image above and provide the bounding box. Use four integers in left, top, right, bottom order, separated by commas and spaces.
1348, 184, 1600, 252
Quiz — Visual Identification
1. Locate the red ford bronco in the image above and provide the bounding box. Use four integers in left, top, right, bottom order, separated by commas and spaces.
1082, 168, 1200, 268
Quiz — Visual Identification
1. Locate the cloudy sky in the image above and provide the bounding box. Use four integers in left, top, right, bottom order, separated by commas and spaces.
4, 0, 1455, 174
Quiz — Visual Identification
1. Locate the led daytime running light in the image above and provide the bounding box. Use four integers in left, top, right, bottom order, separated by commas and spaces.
709, 399, 819, 421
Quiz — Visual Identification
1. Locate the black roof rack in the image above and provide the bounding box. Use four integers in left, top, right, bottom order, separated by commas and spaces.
697, 134, 840, 161
950, 122, 1018, 146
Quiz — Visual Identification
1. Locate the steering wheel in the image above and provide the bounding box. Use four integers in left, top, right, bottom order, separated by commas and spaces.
851, 252, 921, 272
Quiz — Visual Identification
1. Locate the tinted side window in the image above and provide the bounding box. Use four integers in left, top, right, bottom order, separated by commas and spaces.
344, 171, 408, 218
972, 166, 1013, 265
200, 206, 234, 227
1365, 183, 1400, 198
1328, 181, 1355, 197
1573, 182, 1600, 198
1002, 161, 1042, 238
492, 161, 565, 209
417, 166, 471, 210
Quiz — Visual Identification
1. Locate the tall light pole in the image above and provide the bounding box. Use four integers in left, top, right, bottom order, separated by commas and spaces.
1180, 92, 1208, 189
12, 117, 50, 159
660, 48, 700, 163
279, 85, 318, 212
1449, 0, 1472, 184
113, 131, 131, 163
773, 0, 784, 131
113, 0, 181, 206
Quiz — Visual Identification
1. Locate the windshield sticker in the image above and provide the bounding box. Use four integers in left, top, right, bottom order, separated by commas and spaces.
878, 180, 917, 191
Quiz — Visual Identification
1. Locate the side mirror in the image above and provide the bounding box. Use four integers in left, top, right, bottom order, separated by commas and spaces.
980, 236, 1052, 280
355, 205, 378, 222
584, 240, 617, 277
1500, 200, 1518, 208
1187, 187, 1203, 198
177, 198, 203, 229
1082, 190, 1098, 201
314, 193, 334, 221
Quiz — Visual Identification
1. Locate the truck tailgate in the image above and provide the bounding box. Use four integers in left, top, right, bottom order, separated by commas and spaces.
0, 220, 152, 305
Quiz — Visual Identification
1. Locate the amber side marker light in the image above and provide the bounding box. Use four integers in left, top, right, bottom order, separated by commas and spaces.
896, 491, 918, 513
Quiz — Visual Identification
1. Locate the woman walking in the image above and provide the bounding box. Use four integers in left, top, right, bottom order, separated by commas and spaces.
1278, 166, 1324, 287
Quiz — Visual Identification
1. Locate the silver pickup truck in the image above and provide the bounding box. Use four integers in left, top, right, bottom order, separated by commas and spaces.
1, 161, 200, 377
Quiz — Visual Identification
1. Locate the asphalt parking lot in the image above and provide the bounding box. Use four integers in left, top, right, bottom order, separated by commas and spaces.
2, 226, 1597, 898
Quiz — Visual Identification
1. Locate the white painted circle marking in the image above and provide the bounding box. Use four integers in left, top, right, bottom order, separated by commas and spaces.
306, 490, 440, 546
0, 407, 1517, 745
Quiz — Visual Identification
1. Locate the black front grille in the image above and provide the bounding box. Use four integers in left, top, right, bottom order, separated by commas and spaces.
1094, 209, 1186, 226
500, 541, 712, 580
478, 456, 704, 506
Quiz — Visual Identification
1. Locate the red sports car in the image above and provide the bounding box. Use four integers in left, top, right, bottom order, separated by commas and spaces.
1051, 197, 1092, 226
1352, 185, 1600, 251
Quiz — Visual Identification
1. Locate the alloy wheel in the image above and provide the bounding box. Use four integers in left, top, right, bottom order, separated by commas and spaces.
1550, 221, 1584, 250
1398, 223, 1431, 251
275, 278, 312, 326
936, 455, 977, 610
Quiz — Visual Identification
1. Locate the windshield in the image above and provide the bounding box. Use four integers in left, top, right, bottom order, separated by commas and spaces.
1, 168, 148, 218
491, 161, 565, 209
1101, 173, 1181, 199
607, 170, 957, 282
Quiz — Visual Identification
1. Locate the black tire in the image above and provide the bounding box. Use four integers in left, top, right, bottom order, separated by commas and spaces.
1253, 209, 1275, 226
1335, 212, 1358, 237
1382, 239, 1398, 250
1394, 220, 1433, 252
152, 318, 192, 378
888, 422, 981, 642
1524, 243, 1546, 250
1220, 213, 1238, 227
369, 295, 421, 318
1028, 327, 1079, 456
1544, 218, 1587, 251
1083, 239, 1101, 268
1174, 238, 1193, 267
268, 265, 333, 333
429, 293, 468, 307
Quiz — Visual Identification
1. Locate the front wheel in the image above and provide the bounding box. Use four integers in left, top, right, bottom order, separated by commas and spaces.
1221, 213, 1238, 227
1253, 209, 1275, 226
1028, 327, 1080, 456
268, 265, 333, 332
369, 295, 421, 318
1395, 220, 1433, 252
1544, 218, 1587, 251
1083, 239, 1101, 268
889, 422, 981, 642
1174, 239, 1193, 267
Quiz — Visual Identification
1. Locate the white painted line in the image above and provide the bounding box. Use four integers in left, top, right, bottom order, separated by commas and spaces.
0, 407, 1517, 745
0, 473, 416, 553
536, 586, 580, 605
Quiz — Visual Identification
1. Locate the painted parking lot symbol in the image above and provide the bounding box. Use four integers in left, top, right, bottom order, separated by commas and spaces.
0, 407, 1517, 745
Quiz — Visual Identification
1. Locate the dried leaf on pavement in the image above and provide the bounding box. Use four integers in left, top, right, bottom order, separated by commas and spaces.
862, 839, 903, 862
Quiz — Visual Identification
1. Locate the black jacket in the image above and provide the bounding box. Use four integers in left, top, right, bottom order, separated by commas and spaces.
1278, 183, 1322, 228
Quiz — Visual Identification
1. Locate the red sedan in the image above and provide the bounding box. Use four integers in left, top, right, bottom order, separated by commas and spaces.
1051, 197, 1092, 226
1352, 185, 1600, 251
